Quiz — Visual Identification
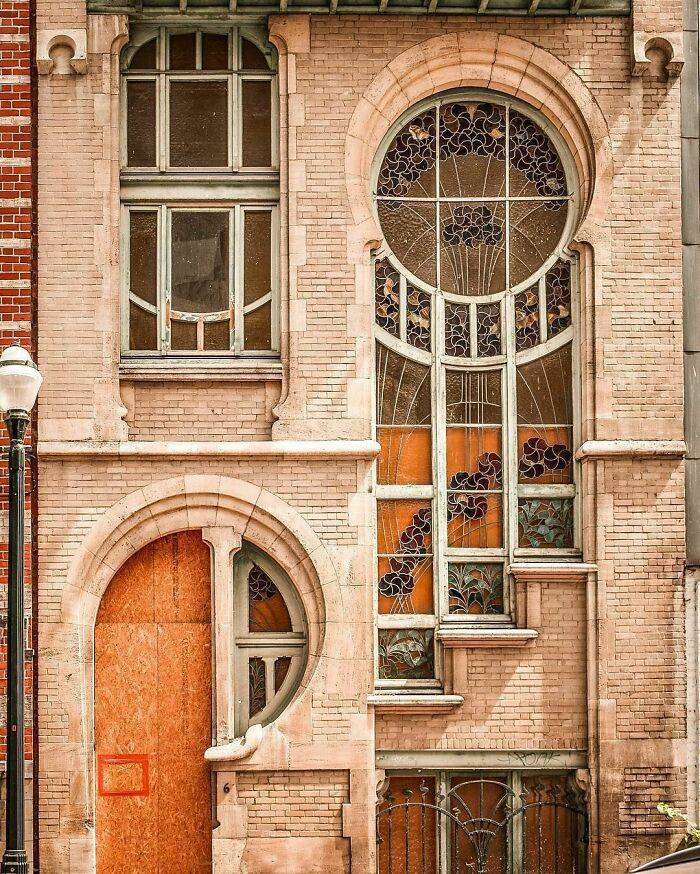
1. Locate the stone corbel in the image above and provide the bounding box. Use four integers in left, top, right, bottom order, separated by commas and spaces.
205, 723, 263, 763
631, 32, 684, 79
37, 30, 87, 75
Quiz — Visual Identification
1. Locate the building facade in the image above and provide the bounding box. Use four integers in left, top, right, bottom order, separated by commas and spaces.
26, 0, 691, 871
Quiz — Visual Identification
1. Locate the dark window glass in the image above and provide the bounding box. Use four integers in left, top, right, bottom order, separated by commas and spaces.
170, 319, 197, 351
171, 211, 229, 314
129, 210, 158, 349
169, 32, 196, 70
204, 320, 230, 351
241, 80, 272, 167
129, 38, 157, 71
243, 211, 272, 350
169, 80, 228, 167
126, 80, 156, 167
202, 32, 229, 70
129, 303, 157, 351
241, 37, 269, 70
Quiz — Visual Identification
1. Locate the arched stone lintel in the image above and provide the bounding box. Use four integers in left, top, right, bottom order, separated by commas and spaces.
345, 31, 613, 259
63, 475, 332, 645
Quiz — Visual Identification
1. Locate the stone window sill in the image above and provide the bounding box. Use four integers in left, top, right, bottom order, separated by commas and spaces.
367, 692, 463, 714
119, 358, 283, 382
436, 626, 538, 648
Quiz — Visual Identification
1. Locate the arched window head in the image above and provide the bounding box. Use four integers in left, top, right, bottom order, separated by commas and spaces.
372, 93, 579, 687
233, 544, 307, 734
120, 27, 279, 359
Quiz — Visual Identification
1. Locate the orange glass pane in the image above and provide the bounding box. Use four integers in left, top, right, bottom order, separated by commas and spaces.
517, 425, 573, 484
377, 500, 432, 556
377, 776, 437, 874
446, 426, 501, 484
377, 427, 432, 485
248, 564, 292, 632
447, 494, 502, 548
378, 555, 433, 615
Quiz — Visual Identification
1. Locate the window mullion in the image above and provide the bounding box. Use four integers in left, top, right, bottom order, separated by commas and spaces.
160, 205, 170, 354
434, 292, 448, 629
234, 205, 243, 353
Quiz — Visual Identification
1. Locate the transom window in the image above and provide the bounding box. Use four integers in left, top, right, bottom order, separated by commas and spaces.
373, 94, 579, 685
233, 545, 308, 735
121, 26, 279, 358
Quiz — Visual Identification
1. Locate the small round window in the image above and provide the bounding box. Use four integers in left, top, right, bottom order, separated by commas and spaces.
374, 95, 573, 297
233, 544, 308, 734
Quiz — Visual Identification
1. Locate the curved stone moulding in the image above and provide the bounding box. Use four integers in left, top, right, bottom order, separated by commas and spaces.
345, 31, 614, 253
37, 29, 87, 75
205, 723, 264, 763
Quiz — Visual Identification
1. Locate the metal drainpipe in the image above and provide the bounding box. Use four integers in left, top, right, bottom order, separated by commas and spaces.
683, 0, 700, 828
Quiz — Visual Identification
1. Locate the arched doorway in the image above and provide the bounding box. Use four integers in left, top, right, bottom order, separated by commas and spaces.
94, 530, 213, 873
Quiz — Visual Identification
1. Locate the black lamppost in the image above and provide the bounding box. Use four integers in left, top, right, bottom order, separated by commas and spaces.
0, 346, 41, 874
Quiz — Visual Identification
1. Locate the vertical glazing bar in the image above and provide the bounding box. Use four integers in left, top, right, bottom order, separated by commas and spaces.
404, 800, 410, 874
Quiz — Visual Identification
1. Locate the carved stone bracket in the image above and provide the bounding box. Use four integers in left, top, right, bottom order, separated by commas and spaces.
631, 32, 684, 79
37, 29, 87, 75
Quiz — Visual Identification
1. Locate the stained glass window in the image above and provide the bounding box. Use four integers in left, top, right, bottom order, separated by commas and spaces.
233, 545, 307, 734
373, 94, 578, 687
121, 27, 279, 358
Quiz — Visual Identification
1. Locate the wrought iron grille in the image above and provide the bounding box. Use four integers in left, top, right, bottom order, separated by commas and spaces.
376, 776, 588, 874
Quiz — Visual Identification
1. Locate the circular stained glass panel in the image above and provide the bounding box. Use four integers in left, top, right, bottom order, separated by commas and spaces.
375, 98, 571, 297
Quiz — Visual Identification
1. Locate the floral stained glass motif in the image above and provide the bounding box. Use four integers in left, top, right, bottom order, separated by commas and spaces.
377, 500, 433, 614
376, 100, 570, 297
249, 657, 266, 718
517, 344, 573, 484
440, 201, 506, 296
376, 344, 432, 486
515, 285, 539, 351
376, 110, 436, 200
446, 370, 503, 548
448, 563, 504, 615
406, 285, 431, 350
518, 498, 574, 549
445, 303, 470, 357
546, 259, 572, 337
476, 302, 501, 357
375, 259, 400, 336
438, 102, 506, 198
248, 564, 292, 633
378, 628, 435, 680
508, 109, 567, 200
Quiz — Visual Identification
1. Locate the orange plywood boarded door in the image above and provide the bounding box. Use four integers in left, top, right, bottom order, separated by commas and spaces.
95, 531, 213, 874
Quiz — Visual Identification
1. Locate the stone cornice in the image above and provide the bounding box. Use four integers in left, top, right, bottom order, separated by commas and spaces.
575, 439, 686, 461
38, 439, 380, 460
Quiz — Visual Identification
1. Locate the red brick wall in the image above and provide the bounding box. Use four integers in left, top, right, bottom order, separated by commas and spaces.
0, 0, 35, 847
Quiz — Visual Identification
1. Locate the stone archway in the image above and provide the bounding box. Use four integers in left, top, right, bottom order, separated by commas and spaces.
42, 475, 334, 873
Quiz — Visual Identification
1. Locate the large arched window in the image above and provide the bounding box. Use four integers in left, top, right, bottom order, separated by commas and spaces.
121, 26, 279, 361
373, 94, 579, 685
233, 544, 308, 734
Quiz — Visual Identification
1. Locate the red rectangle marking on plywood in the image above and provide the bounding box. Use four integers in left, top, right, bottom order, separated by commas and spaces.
97, 754, 149, 797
